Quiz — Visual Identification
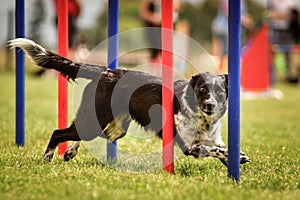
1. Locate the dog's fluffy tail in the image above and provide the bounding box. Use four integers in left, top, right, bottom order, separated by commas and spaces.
8, 38, 106, 81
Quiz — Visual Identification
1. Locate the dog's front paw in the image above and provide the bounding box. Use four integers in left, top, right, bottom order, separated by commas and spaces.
188, 144, 210, 158
240, 152, 250, 164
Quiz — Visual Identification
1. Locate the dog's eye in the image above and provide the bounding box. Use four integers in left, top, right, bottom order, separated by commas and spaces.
199, 87, 207, 93
216, 89, 224, 95
215, 89, 226, 101
215, 85, 225, 94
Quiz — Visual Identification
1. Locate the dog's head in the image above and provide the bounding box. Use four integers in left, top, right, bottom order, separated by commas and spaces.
187, 72, 228, 116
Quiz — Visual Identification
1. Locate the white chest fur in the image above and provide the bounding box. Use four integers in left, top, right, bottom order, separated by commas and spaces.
174, 97, 225, 148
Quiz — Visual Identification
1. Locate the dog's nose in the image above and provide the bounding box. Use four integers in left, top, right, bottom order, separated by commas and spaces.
205, 103, 216, 111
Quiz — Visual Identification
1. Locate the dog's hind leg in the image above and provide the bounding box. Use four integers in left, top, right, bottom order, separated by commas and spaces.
64, 141, 81, 161
43, 123, 80, 162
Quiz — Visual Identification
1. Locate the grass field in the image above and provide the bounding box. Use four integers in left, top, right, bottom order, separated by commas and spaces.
0, 70, 299, 200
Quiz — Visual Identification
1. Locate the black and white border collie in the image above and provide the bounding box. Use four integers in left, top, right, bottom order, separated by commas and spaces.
9, 39, 250, 166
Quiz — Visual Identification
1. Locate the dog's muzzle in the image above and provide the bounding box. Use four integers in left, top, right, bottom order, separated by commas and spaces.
200, 99, 219, 116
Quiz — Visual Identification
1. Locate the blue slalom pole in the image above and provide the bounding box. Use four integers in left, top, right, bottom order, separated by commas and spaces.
228, 0, 241, 182
15, 0, 25, 147
106, 0, 119, 161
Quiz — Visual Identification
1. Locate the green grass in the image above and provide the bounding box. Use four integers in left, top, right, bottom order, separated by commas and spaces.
0, 71, 299, 200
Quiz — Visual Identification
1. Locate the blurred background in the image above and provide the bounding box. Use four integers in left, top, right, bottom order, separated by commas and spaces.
0, 0, 299, 82
0, 0, 268, 48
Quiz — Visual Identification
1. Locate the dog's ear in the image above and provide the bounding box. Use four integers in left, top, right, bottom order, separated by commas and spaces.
219, 74, 228, 95
190, 73, 204, 88
219, 74, 228, 85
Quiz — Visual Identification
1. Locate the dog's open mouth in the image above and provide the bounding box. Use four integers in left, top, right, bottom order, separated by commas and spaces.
203, 110, 214, 115
201, 105, 226, 116
200, 107, 215, 116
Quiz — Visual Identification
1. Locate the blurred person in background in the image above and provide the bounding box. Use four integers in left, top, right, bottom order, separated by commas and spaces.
269, 0, 298, 82
139, 0, 182, 64
211, 0, 253, 74
53, 0, 81, 50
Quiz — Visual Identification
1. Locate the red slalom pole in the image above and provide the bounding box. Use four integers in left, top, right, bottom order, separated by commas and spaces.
161, 0, 174, 173
57, 0, 69, 155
